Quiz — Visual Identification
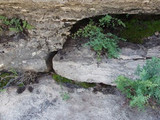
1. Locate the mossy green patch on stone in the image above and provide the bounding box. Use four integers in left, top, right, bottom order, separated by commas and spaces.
52, 74, 96, 88
120, 18, 160, 44
53, 74, 73, 83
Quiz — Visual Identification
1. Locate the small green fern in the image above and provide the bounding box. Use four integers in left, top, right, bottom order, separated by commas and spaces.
74, 15, 126, 59
116, 57, 160, 110
99, 15, 126, 28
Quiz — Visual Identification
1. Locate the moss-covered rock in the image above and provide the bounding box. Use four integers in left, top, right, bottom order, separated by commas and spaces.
52, 74, 96, 89
120, 17, 160, 44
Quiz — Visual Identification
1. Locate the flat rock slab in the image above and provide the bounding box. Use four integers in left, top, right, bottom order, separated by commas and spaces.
53, 37, 160, 85
0, 76, 159, 120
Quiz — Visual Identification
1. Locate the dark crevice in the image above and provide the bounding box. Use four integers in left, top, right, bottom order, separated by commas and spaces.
70, 15, 103, 34
70, 14, 160, 44
53, 73, 119, 95
92, 83, 120, 95
0, 33, 27, 44
46, 51, 58, 72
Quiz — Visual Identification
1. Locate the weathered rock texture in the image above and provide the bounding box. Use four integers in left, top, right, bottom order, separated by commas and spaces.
0, 75, 159, 120
1, 0, 160, 72
53, 36, 160, 85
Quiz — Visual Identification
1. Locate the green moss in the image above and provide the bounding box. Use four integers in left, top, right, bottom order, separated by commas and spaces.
120, 19, 160, 44
52, 74, 96, 88
53, 74, 73, 83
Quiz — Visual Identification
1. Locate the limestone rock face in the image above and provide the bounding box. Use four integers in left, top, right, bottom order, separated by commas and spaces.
0, 0, 160, 72
52, 37, 160, 85
0, 76, 159, 120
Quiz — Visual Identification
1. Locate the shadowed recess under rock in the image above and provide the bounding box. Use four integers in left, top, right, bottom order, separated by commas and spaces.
71, 14, 160, 44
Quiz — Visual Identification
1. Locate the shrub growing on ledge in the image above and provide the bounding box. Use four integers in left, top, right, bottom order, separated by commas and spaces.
74, 15, 126, 59
116, 57, 160, 110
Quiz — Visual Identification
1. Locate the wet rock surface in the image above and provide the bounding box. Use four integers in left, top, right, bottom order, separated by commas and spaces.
53, 36, 160, 85
0, 75, 160, 120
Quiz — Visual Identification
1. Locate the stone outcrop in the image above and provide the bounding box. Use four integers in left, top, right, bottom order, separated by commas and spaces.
1, 0, 160, 72
0, 75, 159, 120
52, 36, 160, 85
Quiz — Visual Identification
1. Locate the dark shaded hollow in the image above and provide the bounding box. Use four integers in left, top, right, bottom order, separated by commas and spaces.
46, 51, 58, 72
70, 14, 160, 44
70, 14, 160, 32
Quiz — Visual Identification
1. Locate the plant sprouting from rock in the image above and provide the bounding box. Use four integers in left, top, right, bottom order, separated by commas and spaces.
99, 15, 126, 28
0, 15, 34, 33
116, 57, 160, 110
74, 15, 126, 59
0, 70, 38, 92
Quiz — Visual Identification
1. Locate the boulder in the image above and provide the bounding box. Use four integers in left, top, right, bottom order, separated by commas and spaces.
52, 36, 160, 85
1, 0, 160, 72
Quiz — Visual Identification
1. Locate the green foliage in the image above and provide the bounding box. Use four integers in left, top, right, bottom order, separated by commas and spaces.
130, 95, 150, 110
60, 92, 70, 101
99, 15, 126, 28
0, 69, 18, 90
120, 19, 160, 44
0, 72, 11, 88
52, 74, 96, 88
0, 15, 34, 33
116, 57, 160, 110
135, 57, 160, 81
74, 15, 126, 59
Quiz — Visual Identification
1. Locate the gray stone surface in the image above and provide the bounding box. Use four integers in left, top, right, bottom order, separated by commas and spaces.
0, 38, 49, 72
0, 75, 159, 120
1, 0, 160, 72
52, 37, 160, 85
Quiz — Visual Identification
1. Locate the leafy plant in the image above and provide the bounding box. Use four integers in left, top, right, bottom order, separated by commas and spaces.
60, 92, 70, 101
74, 15, 126, 59
0, 69, 37, 92
116, 57, 160, 110
0, 15, 34, 33
0, 69, 18, 90
135, 57, 160, 81
99, 15, 126, 28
